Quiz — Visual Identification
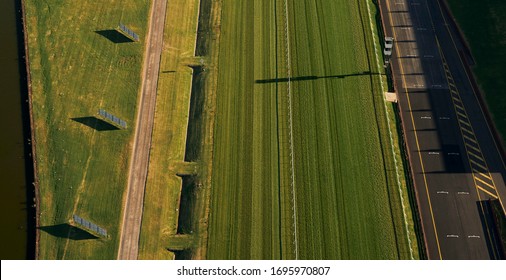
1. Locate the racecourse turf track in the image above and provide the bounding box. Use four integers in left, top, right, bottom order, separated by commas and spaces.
207, 0, 418, 259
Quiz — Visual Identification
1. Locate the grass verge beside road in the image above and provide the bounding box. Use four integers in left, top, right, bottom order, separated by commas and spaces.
25, 0, 149, 259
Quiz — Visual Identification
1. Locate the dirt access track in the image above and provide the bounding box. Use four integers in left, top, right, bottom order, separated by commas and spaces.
117, 0, 168, 260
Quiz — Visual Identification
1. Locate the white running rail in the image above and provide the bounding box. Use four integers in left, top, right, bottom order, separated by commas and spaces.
365, 0, 415, 259
283, 0, 299, 260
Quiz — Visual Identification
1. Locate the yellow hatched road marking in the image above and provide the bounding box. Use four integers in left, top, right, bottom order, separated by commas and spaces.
456, 111, 469, 121
476, 185, 498, 199
462, 134, 477, 144
467, 150, 484, 161
430, 2, 503, 260
465, 141, 480, 152
432, 0, 506, 216
459, 125, 474, 136
439, 42, 501, 203
472, 169, 492, 180
453, 102, 464, 111
386, 0, 442, 260
470, 158, 487, 171
474, 175, 495, 190
453, 103, 465, 113
457, 117, 471, 128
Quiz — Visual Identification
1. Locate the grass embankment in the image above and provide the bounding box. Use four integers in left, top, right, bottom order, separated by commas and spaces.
446, 0, 506, 146
207, 0, 418, 259
139, 0, 211, 259
25, 1, 149, 259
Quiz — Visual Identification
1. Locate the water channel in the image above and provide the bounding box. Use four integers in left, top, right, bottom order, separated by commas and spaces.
0, 0, 33, 259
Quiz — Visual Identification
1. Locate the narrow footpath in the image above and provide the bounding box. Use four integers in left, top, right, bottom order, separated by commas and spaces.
117, 0, 168, 260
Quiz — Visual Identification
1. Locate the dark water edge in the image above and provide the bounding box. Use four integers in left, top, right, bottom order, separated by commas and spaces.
17, 0, 36, 260
0, 0, 35, 259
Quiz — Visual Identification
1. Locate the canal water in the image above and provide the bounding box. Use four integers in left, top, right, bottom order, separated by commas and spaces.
0, 0, 32, 259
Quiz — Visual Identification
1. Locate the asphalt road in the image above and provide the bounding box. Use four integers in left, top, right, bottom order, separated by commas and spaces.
379, 0, 506, 259
117, 0, 168, 260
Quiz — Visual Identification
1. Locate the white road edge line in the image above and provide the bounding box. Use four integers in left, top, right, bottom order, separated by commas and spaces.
366, 0, 415, 259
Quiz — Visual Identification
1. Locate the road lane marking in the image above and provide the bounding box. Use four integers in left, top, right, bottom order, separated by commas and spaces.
457, 118, 471, 128
476, 186, 498, 199
474, 176, 495, 190
471, 164, 487, 174
465, 142, 480, 152
472, 169, 491, 180
457, 192, 469, 195
385, 0, 442, 260
469, 158, 488, 171
460, 126, 475, 137
467, 150, 484, 161
462, 134, 477, 144
437, 191, 449, 194
446, 234, 459, 238
455, 110, 468, 120
452, 98, 463, 108
467, 235, 481, 238
433, 0, 506, 215
453, 104, 466, 115
428, 2, 501, 260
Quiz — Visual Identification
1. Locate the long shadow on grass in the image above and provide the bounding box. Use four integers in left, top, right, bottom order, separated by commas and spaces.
95, 30, 134, 44
72, 117, 119, 131
255, 71, 380, 84
38, 223, 98, 240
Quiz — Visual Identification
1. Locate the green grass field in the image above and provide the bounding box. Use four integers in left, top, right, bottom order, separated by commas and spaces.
207, 0, 418, 259
447, 0, 506, 146
26, 0, 420, 260
137, 0, 202, 260
25, 1, 149, 259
